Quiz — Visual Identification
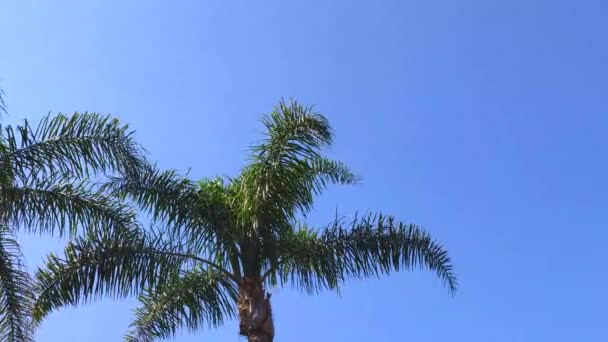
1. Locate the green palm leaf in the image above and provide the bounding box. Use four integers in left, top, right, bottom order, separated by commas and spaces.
253, 99, 333, 167
0, 112, 145, 181
0, 226, 34, 342
125, 270, 237, 342
268, 214, 457, 294
104, 165, 198, 228
105, 167, 234, 257
0, 110, 147, 339
32, 226, 234, 326
1, 177, 135, 236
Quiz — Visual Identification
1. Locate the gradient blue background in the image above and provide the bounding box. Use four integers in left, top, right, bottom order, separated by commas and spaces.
1, 0, 607, 341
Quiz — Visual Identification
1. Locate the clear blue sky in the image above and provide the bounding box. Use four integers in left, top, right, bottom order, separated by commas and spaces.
1, 0, 607, 341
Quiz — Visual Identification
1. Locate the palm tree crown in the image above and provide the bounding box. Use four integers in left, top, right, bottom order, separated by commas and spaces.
0, 110, 145, 341
33, 100, 456, 341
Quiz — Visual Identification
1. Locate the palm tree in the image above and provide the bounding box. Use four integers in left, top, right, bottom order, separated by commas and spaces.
33, 100, 457, 342
0, 110, 145, 341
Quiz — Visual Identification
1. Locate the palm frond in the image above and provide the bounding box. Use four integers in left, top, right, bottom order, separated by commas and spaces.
0, 112, 145, 181
125, 270, 237, 342
235, 157, 360, 273
0, 226, 33, 342
32, 227, 233, 326
252, 99, 333, 167
268, 213, 457, 295
105, 168, 234, 257
104, 165, 197, 228
234, 156, 358, 231
0, 177, 136, 236
280, 157, 359, 216
190, 178, 239, 264
237, 100, 356, 229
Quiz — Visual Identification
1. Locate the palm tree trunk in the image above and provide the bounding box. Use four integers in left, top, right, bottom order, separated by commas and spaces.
238, 276, 274, 342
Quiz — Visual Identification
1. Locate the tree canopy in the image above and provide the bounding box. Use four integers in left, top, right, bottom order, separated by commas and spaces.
32, 100, 456, 341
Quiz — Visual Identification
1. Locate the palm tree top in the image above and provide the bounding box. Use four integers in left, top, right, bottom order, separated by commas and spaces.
33, 99, 456, 341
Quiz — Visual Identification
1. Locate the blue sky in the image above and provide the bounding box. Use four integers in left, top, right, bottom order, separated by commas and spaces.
1, 0, 607, 341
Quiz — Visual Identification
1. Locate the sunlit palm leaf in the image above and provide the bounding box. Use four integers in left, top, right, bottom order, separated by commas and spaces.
253, 99, 333, 167
237, 101, 358, 231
